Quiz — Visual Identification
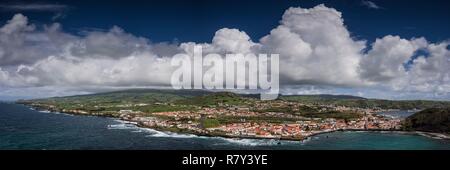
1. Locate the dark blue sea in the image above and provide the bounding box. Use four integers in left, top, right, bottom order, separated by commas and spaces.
1, 103, 449, 150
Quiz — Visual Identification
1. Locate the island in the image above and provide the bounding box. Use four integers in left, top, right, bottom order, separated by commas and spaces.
16, 89, 450, 141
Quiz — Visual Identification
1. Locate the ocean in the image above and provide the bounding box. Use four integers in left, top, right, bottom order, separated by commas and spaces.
1, 103, 449, 150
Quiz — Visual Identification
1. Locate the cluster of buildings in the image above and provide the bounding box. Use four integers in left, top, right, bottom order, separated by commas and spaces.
200, 107, 301, 119
152, 111, 201, 119
116, 104, 402, 140
27, 99, 403, 141
206, 114, 401, 140
208, 122, 305, 139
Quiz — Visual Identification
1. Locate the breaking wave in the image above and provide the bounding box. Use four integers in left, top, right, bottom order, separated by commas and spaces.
33, 108, 74, 116
107, 119, 299, 146
108, 120, 201, 139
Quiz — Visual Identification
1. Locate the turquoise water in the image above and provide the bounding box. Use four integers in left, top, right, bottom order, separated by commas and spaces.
0, 103, 449, 150
376, 110, 417, 118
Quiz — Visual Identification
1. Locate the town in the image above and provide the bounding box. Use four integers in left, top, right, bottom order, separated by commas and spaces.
21, 92, 403, 141
119, 104, 401, 140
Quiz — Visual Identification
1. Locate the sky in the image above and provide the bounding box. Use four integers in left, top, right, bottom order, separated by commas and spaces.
0, 0, 449, 100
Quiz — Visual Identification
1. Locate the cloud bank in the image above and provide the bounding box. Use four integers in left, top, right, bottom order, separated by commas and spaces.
0, 4, 448, 100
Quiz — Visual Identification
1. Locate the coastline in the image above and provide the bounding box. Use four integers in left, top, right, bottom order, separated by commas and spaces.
131, 120, 307, 141
19, 103, 450, 142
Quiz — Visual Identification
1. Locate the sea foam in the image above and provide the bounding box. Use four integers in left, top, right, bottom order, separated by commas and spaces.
107, 119, 294, 146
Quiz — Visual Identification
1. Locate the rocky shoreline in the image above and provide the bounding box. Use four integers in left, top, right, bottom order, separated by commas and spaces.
130, 118, 308, 141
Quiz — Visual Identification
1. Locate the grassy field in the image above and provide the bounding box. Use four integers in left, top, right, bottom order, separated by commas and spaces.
281, 95, 450, 110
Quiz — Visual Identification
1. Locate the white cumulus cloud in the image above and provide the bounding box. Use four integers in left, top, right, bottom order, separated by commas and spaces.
0, 4, 449, 100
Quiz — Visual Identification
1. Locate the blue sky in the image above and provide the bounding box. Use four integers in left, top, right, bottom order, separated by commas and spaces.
0, 0, 449, 100
1, 0, 450, 43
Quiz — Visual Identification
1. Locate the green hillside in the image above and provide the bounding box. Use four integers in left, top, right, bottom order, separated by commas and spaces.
402, 108, 450, 133
17, 89, 450, 112
175, 92, 249, 107
21, 89, 209, 104
17, 89, 210, 112
281, 95, 450, 110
